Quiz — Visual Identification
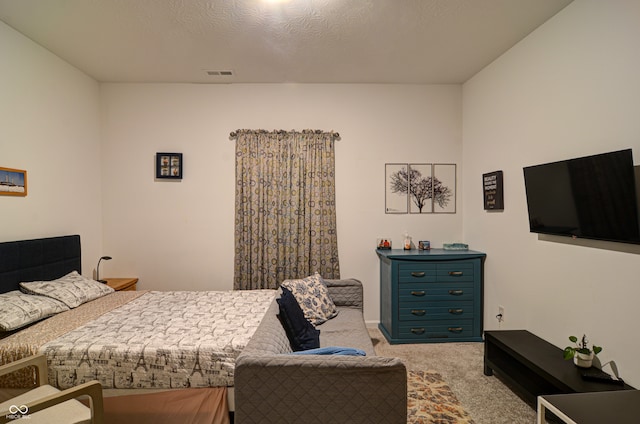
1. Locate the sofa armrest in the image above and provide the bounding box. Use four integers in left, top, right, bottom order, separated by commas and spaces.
324, 278, 363, 310
235, 354, 406, 424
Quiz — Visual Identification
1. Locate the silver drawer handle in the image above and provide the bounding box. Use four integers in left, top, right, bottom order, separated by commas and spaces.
411, 310, 426, 316
410, 328, 425, 334
448, 290, 464, 296
410, 291, 426, 296
411, 271, 426, 277
448, 309, 464, 314
448, 271, 463, 276
448, 327, 463, 333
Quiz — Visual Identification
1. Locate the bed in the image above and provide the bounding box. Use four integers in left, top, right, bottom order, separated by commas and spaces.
0, 235, 276, 423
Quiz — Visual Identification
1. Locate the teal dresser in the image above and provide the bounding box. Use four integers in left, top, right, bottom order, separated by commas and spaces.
376, 248, 486, 344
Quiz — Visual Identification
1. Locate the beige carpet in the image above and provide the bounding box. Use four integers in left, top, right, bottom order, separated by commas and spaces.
370, 327, 537, 424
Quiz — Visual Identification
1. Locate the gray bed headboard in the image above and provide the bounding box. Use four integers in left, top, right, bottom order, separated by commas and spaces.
0, 235, 81, 294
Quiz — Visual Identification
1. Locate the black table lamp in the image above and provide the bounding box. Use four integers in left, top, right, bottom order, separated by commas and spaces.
96, 256, 112, 283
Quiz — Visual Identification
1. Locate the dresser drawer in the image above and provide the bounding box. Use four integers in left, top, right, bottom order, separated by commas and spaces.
398, 263, 437, 283
399, 301, 474, 321
399, 282, 474, 302
399, 320, 474, 340
399, 261, 475, 283
436, 262, 475, 283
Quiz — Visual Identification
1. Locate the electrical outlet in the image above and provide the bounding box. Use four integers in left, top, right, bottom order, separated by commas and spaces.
498, 305, 505, 323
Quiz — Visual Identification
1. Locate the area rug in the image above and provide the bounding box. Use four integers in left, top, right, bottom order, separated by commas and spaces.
408, 370, 475, 424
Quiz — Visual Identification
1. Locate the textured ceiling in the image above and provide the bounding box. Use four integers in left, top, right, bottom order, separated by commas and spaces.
0, 0, 573, 84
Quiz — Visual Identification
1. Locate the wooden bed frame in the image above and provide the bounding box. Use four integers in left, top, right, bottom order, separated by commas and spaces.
0, 235, 81, 293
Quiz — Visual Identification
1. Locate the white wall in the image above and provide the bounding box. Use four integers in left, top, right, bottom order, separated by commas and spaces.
100, 83, 463, 321
463, 0, 640, 386
0, 21, 103, 275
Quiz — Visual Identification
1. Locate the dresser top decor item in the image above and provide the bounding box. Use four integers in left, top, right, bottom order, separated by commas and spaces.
377, 238, 392, 250
443, 243, 469, 251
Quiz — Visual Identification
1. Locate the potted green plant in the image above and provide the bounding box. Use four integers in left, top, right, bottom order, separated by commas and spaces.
563, 334, 602, 368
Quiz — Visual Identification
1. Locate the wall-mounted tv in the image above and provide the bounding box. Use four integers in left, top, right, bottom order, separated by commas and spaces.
523, 149, 640, 245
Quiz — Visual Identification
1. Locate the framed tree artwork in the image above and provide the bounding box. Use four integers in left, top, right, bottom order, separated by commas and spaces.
385, 163, 456, 214
432, 163, 456, 213
385, 163, 408, 214
407, 163, 433, 214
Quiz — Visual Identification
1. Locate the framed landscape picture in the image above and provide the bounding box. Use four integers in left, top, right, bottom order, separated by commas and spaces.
0, 167, 27, 196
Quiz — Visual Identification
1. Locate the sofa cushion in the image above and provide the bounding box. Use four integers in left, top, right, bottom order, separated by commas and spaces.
319, 307, 376, 356
281, 273, 338, 325
276, 287, 320, 351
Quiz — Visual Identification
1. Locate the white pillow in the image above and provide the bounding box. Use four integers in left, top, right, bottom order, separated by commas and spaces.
20, 271, 114, 308
281, 273, 338, 326
0, 290, 69, 331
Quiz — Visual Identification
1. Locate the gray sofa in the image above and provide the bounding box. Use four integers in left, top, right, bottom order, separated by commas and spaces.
235, 278, 407, 424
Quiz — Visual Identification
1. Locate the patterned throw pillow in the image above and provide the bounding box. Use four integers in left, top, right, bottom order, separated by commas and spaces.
0, 290, 70, 331
281, 273, 338, 326
20, 271, 114, 308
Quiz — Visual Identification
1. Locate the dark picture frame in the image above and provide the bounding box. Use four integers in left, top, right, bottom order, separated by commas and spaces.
483, 170, 504, 210
0, 167, 27, 196
156, 153, 183, 180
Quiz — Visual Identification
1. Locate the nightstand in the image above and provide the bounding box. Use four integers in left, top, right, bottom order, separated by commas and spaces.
104, 277, 138, 291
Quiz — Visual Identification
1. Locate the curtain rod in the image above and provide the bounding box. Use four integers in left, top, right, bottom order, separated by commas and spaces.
229, 129, 340, 140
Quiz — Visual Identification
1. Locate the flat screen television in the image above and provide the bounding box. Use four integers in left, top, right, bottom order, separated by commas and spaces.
523, 149, 640, 245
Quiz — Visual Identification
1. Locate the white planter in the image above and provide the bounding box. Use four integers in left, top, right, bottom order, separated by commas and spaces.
574, 351, 594, 368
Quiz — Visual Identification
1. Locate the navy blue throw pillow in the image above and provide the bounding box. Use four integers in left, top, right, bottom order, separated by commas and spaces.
277, 286, 320, 351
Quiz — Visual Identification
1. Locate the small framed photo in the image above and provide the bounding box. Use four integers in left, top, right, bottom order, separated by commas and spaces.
0, 167, 27, 196
156, 153, 183, 180
377, 238, 392, 250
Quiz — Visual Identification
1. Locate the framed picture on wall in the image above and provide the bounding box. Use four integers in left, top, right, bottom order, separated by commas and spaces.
408, 163, 433, 214
0, 167, 27, 196
432, 163, 456, 213
483, 170, 504, 210
385, 163, 409, 214
156, 153, 183, 180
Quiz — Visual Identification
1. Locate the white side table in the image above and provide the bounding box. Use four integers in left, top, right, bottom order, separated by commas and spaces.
538, 390, 640, 424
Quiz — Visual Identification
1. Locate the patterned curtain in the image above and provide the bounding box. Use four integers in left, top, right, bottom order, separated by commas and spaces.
233, 129, 341, 290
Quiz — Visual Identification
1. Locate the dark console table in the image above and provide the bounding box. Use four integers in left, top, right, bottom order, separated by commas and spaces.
484, 330, 634, 408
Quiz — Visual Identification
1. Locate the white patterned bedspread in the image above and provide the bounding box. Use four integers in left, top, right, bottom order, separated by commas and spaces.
39, 290, 276, 389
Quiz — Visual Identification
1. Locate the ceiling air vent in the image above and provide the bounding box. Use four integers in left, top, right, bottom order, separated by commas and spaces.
206, 70, 234, 76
